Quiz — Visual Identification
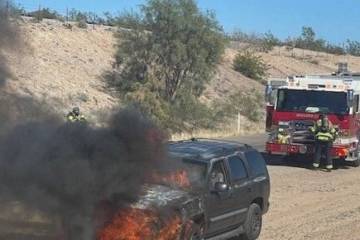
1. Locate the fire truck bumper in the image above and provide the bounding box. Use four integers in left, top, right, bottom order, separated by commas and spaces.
266, 143, 312, 155
266, 142, 355, 159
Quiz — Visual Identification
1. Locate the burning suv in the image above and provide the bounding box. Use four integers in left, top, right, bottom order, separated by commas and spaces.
98, 139, 270, 240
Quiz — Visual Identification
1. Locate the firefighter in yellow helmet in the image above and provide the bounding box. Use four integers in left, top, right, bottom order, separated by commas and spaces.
310, 114, 337, 171
66, 107, 86, 123
277, 128, 290, 144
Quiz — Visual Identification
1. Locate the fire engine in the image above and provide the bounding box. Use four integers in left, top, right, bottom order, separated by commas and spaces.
265, 63, 360, 166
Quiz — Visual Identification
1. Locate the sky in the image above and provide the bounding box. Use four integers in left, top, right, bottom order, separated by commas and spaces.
14, 0, 360, 44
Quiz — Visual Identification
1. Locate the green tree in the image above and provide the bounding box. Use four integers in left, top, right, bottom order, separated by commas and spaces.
27, 8, 63, 21
262, 31, 281, 52
301, 26, 316, 43
109, 0, 226, 131
68, 9, 88, 22
8, 3, 26, 17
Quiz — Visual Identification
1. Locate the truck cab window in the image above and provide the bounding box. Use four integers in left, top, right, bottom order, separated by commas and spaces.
228, 156, 248, 181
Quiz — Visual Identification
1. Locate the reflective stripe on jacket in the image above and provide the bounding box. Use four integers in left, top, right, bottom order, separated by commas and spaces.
67, 113, 86, 122
277, 134, 290, 144
310, 119, 336, 142
315, 131, 334, 142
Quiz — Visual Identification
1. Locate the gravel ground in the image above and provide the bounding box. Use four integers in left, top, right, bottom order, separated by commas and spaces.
259, 156, 360, 240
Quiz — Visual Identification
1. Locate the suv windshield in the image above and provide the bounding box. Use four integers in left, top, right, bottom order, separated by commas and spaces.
277, 89, 348, 114
151, 160, 207, 190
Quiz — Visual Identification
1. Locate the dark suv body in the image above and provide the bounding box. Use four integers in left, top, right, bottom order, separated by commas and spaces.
95, 139, 270, 240
166, 139, 271, 240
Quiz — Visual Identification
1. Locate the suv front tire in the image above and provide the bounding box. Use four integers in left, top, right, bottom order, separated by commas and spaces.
240, 203, 262, 240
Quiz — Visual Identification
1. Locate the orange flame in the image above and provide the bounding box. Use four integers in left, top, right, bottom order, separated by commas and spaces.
97, 208, 182, 240
151, 170, 191, 189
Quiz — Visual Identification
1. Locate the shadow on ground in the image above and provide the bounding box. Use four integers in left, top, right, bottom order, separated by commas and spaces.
262, 152, 354, 171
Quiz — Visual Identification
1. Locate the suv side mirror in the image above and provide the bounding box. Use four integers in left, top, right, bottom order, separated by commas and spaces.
214, 182, 228, 192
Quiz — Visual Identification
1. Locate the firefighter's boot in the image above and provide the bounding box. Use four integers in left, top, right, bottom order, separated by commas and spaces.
325, 164, 333, 172
312, 163, 320, 169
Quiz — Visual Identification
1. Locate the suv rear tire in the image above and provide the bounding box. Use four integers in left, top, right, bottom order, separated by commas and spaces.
240, 203, 262, 240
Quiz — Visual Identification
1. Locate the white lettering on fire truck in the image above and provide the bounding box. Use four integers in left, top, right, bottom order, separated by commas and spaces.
295, 113, 317, 119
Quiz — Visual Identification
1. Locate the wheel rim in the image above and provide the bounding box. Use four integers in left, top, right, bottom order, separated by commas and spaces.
190, 233, 198, 240
251, 210, 262, 234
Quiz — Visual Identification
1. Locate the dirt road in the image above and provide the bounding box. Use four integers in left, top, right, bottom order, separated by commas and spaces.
233, 134, 360, 240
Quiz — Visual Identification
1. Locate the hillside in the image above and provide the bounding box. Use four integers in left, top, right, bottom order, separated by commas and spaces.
3, 18, 360, 123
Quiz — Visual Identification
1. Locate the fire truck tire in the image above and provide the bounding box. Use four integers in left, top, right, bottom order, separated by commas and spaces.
239, 203, 262, 240
351, 159, 360, 167
352, 143, 360, 167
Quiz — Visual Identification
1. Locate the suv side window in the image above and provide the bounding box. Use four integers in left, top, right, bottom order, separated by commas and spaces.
227, 156, 247, 181
245, 151, 267, 176
209, 160, 227, 189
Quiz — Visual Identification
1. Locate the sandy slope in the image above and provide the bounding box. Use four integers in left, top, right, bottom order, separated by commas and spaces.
3, 18, 118, 119
4, 18, 360, 120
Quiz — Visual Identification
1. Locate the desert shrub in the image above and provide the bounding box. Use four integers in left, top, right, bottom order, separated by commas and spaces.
324, 43, 345, 55
233, 51, 267, 82
346, 40, 360, 56
8, 3, 26, 18
63, 23, 73, 30
77, 19, 87, 29
308, 59, 319, 65
228, 30, 280, 52
260, 31, 281, 52
27, 8, 64, 21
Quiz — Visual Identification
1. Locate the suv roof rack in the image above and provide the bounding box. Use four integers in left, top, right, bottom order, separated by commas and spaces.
172, 138, 251, 148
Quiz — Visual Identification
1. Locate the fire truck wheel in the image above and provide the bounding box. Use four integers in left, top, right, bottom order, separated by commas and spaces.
352, 143, 360, 167
351, 159, 360, 167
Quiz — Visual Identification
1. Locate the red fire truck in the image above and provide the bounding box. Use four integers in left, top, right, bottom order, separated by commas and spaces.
265, 64, 360, 166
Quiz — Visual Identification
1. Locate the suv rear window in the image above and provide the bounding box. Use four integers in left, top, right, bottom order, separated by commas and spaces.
245, 151, 267, 176
228, 156, 247, 181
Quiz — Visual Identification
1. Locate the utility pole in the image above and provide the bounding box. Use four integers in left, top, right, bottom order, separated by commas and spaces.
237, 112, 241, 135
66, 7, 68, 22
37, 4, 41, 21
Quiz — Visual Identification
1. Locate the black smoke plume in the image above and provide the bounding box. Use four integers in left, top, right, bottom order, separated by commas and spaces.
0, 3, 171, 239
0, 108, 168, 240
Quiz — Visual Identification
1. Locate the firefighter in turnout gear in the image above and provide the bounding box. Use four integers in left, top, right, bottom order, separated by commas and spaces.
310, 114, 337, 171
277, 128, 290, 144
66, 107, 86, 123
